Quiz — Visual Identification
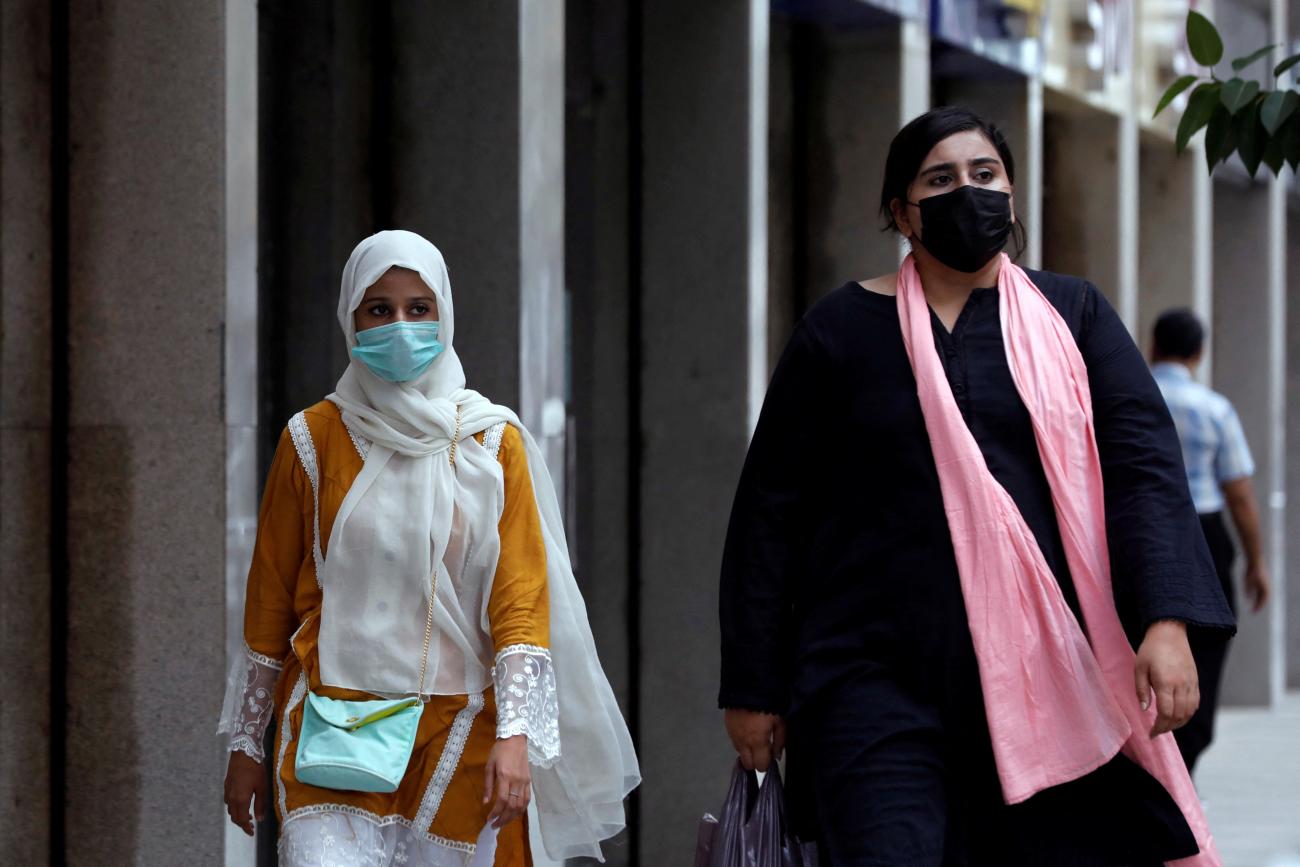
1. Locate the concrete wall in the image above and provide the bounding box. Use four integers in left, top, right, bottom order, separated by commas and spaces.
1136, 136, 1199, 348
800, 24, 911, 299
1213, 179, 1283, 707
639, 1, 765, 861
0, 1, 52, 860
64, 0, 229, 862
1288, 212, 1300, 688
565, 0, 635, 726
1042, 98, 1122, 304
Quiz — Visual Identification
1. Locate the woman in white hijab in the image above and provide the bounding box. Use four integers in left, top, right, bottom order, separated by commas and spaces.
219, 230, 639, 866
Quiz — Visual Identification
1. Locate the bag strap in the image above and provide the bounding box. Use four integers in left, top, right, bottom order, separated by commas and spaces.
415, 404, 462, 697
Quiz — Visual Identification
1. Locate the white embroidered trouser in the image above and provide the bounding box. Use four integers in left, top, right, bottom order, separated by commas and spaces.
279, 813, 499, 867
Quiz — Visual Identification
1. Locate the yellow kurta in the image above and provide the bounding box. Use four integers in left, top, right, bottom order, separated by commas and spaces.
244, 399, 548, 864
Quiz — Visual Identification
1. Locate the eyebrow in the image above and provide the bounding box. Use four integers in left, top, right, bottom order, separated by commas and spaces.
919, 156, 1002, 176
360, 295, 435, 305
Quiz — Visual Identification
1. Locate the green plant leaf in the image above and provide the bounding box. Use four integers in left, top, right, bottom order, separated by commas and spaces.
1278, 112, 1300, 170
1154, 75, 1199, 117
1275, 53, 1300, 77
1262, 132, 1286, 174
1187, 11, 1224, 67
1235, 100, 1264, 177
1260, 90, 1299, 134
1204, 104, 1236, 171
1221, 78, 1261, 114
1232, 44, 1277, 72
1176, 83, 1223, 153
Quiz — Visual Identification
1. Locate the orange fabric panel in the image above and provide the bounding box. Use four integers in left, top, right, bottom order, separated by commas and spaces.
487, 425, 550, 653
242, 426, 311, 662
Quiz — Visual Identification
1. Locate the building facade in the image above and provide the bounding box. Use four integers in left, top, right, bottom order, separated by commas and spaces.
2, 0, 1296, 863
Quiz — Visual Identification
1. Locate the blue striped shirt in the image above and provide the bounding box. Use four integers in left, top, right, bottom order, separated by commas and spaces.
1151, 362, 1255, 514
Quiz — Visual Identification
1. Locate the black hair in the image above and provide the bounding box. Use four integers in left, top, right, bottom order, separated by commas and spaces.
878, 105, 1027, 259
1152, 308, 1205, 360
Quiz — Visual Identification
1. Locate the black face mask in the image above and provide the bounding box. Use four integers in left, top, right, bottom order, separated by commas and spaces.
910, 185, 1013, 273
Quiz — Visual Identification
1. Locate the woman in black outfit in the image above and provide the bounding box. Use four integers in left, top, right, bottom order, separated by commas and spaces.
717, 107, 1235, 866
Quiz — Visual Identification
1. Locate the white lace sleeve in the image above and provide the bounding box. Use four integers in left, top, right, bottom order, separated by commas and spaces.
493, 644, 561, 767
216, 644, 283, 763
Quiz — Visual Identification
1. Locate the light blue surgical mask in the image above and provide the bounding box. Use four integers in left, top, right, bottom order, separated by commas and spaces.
351, 321, 444, 382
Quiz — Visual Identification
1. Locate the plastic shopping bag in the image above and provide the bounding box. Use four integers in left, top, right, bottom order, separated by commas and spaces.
694, 761, 817, 867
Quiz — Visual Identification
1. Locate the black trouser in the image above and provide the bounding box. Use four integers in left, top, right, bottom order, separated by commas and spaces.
1174, 511, 1237, 774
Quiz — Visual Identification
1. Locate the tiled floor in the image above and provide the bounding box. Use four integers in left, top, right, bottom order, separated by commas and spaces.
1196, 691, 1300, 867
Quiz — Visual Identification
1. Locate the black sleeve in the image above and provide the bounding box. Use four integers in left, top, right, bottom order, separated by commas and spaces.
717, 320, 825, 714
1079, 284, 1236, 639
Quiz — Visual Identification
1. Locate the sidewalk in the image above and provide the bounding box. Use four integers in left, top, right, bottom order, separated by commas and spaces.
1196, 691, 1300, 867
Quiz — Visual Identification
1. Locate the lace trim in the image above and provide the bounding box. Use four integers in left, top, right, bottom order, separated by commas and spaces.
493, 645, 560, 766
276, 671, 309, 819
484, 421, 507, 459
326, 397, 373, 460
287, 412, 325, 586
280, 806, 476, 857
414, 691, 486, 832
245, 643, 284, 670
217, 646, 281, 763
345, 423, 372, 460
230, 735, 263, 762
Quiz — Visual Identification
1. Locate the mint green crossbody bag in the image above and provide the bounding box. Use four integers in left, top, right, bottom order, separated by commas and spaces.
294, 408, 461, 793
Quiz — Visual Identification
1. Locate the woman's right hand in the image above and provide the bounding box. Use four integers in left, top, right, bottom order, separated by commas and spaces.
724, 709, 785, 772
224, 751, 269, 836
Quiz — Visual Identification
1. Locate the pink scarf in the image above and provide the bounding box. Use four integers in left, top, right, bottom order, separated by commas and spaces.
896, 254, 1219, 866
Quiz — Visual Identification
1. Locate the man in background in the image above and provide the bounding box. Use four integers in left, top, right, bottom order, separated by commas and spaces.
1150, 308, 1271, 774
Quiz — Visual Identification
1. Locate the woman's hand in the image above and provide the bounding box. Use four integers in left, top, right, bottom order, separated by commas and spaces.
1135, 620, 1199, 737
484, 735, 531, 829
724, 709, 785, 772
224, 751, 269, 836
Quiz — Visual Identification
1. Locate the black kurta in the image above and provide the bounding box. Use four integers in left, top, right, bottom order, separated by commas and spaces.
718, 270, 1235, 866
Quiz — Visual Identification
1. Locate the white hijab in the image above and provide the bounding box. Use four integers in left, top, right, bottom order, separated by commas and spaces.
321, 230, 639, 860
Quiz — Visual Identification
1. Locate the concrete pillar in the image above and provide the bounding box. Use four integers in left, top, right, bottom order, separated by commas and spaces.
224, 0, 259, 863
1267, 0, 1291, 702
1212, 177, 1285, 707
639, 1, 766, 861
1041, 96, 1123, 305
1263, 173, 1288, 706
0, 1, 52, 860
64, 0, 230, 861
1135, 135, 1200, 349
389, 1, 567, 486
798, 21, 919, 303
1192, 148, 1215, 378
1287, 210, 1300, 688
565, 0, 634, 733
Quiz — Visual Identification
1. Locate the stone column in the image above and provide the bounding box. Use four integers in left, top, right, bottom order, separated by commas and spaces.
799, 20, 923, 303
1135, 137, 1201, 348
62, 0, 232, 861
225, 0, 259, 863
638, 1, 767, 862
1287, 211, 1300, 688
0, 1, 52, 860
1042, 98, 1123, 305
1211, 176, 1284, 707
